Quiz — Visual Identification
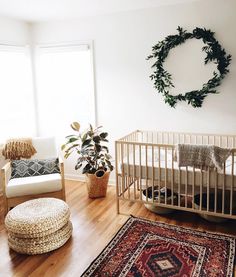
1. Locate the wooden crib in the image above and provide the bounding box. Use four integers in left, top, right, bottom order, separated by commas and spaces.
115, 130, 236, 220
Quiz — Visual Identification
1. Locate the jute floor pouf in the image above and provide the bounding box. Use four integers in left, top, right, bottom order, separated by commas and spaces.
8, 221, 73, 255
5, 198, 72, 254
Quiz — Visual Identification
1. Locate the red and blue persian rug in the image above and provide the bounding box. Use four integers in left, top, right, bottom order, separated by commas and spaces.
82, 216, 235, 277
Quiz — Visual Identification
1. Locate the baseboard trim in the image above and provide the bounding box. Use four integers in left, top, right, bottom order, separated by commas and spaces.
65, 173, 115, 185
65, 174, 85, 182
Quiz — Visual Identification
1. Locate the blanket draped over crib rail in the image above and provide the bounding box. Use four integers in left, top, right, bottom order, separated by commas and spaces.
175, 144, 232, 171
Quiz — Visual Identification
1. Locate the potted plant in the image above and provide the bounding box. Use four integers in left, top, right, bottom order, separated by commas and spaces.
61, 122, 113, 198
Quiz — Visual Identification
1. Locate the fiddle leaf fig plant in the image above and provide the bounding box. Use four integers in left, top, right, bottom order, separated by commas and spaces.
61, 122, 114, 174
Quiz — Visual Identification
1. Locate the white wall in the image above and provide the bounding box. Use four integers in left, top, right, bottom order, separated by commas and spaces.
0, 16, 30, 44
32, 0, 236, 181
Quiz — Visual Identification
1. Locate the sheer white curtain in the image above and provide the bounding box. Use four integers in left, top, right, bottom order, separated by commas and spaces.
0, 45, 35, 142
35, 44, 95, 140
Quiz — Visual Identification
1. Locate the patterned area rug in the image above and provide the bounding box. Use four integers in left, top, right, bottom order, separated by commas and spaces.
82, 216, 235, 277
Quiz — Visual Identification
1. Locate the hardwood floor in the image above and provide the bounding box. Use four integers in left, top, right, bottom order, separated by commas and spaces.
0, 180, 236, 277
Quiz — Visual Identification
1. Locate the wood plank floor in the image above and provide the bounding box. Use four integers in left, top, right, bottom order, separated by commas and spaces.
0, 180, 236, 277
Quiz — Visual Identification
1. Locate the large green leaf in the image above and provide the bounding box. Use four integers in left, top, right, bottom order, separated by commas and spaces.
65, 144, 79, 154
82, 163, 92, 174
71, 122, 80, 131
105, 159, 112, 166
81, 133, 88, 142
93, 135, 101, 143
95, 144, 102, 152
66, 135, 78, 138
82, 139, 92, 148
75, 163, 82, 170
69, 137, 79, 143
105, 153, 112, 160
109, 165, 114, 171
61, 144, 66, 151
100, 132, 108, 139
102, 146, 109, 152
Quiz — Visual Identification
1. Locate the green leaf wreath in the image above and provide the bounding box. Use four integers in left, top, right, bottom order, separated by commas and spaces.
147, 27, 231, 108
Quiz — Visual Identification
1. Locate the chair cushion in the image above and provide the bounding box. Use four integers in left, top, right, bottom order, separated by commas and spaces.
32, 137, 57, 159
11, 158, 60, 179
6, 173, 62, 197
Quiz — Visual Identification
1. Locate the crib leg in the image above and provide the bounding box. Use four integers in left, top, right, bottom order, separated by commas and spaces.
117, 197, 120, 214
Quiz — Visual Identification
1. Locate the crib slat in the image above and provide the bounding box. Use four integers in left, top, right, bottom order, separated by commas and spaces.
230, 153, 234, 215
215, 168, 218, 213
192, 166, 195, 209
178, 167, 181, 207
133, 144, 136, 200
145, 145, 148, 202
115, 142, 119, 200
171, 148, 174, 206
165, 147, 167, 205
185, 167, 188, 208
139, 145, 142, 201
222, 162, 226, 214
158, 146, 161, 204
127, 144, 130, 199
152, 145, 154, 203
121, 143, 125, 199
200, 166, 203, 211
207, 167, 210, 212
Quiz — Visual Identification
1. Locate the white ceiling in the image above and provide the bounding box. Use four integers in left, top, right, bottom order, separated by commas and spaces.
0, 0, 197, 22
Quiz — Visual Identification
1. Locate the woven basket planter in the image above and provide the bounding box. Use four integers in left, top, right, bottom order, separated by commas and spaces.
85, 170, 110, 198
5, 198, 72, 254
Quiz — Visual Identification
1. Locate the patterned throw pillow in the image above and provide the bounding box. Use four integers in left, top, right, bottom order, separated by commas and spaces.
11, 158, 60, 179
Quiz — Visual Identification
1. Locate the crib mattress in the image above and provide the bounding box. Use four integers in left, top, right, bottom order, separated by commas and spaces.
119, 149, 236, 190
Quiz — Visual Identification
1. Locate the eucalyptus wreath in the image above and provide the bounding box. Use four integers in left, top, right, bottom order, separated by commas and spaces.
147, 27, 231, 108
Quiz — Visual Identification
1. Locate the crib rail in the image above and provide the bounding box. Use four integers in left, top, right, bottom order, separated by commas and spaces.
119, 130, 236, 147
116, 130, 236, 220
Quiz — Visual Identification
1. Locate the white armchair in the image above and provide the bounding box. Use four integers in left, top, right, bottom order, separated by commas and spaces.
0, 137, 65, 216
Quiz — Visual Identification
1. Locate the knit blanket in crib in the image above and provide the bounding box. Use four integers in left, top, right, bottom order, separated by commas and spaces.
175, 144, 232, 171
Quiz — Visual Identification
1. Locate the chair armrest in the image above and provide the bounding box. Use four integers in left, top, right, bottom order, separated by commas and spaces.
58, 156, 65, 178
0, 162, 11, 194
58, 156, 66, 200
58, 156, 64, 169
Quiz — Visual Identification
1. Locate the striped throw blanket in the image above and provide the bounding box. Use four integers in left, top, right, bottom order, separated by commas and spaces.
175, 144, 232, 171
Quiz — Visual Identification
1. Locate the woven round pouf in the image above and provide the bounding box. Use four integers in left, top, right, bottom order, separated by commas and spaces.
5, 198, 72, 254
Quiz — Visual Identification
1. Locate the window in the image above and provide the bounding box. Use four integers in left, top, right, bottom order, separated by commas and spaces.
0, 45, 35, 141
35, 44, 95, 139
